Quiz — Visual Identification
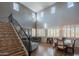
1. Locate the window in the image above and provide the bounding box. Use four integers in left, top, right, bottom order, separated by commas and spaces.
63, 26, 75, 38
32, 13, 35, 19
63, 26, 67, 37
37, 14, 41, 21
75, 26, 79, 38
51, 6, 56, 15
13, 3, 19, 11
66, 26, 71, 38
41, 12, 44, 17
47, 29, 54, 37
37, 29, 45, 37
32, 13, 36, 21
53, 28, 56, 37
67, 2, 74, 8
55, 27, 60, 37
70, 26, 75, 38
32, 28, 36, 37
42, 25, 79, 38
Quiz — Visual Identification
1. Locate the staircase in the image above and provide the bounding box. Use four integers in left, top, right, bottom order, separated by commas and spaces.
0, 22, 28, 56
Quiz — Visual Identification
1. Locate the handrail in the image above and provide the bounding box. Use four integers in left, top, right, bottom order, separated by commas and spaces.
8, 14, 31, 56
8, 14, 29, 39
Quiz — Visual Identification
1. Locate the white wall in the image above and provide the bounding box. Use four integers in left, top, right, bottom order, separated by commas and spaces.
37, 2, 79, 28
37, 2, 79, 47
0, 2, 35, 28
0, 2, 12, 22
12, 3, 35, 29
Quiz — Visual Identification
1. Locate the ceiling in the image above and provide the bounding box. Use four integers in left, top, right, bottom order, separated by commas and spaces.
20, 2, 56, 12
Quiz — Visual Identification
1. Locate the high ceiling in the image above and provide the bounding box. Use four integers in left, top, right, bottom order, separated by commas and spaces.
20, 2, 56, 12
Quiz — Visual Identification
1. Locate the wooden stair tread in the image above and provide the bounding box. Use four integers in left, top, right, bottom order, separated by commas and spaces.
10, 50, 26, 56
0, 22, 28, 56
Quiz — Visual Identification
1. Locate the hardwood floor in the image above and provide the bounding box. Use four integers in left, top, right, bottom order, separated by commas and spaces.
31, 43, 79, 56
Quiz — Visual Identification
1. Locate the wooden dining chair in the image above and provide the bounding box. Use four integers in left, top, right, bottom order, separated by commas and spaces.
56, 38, 67, 54
53, 38, 58, 47
47, 38, 53, 44
65, 39, 76, 55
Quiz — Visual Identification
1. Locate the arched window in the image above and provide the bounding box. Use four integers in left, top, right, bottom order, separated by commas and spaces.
67, 2, 74, 8
51, 6, 56, 15
13, 3, 20, 11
